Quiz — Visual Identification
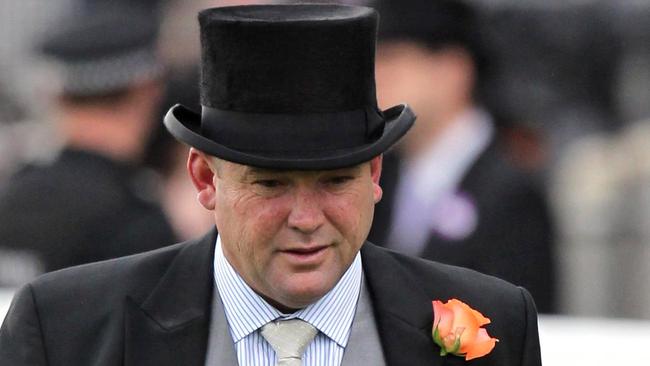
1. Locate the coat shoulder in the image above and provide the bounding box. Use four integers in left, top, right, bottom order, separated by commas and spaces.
27, 236, 204, 313
2, 232, 216, 365
364, 242, 525, 299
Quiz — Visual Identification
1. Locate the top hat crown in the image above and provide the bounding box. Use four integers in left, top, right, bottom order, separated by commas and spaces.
374, 0, 488, 79
164, 4, 415, 170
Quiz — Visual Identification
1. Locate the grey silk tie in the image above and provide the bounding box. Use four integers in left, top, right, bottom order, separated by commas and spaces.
260, 319, 318, 366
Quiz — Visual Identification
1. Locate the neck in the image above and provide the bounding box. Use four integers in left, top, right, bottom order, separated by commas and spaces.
262, 295, 302, 314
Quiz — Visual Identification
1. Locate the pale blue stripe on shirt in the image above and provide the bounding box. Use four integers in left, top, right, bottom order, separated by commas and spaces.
213, 235, 362, 366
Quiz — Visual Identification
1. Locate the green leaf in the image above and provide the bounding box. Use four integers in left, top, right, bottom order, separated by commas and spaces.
449, 336, 461, 355
433, 326, 447, 356
433, 326, 441, 343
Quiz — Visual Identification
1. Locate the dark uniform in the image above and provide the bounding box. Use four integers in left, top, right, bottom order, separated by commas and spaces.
0, 149, 176, 283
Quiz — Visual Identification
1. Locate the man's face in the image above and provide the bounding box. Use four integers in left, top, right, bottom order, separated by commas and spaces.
198, 154, 382, 311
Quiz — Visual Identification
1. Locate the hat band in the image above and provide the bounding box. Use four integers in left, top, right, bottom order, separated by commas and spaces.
200, 106, 385, 153
59, 48, 162, 95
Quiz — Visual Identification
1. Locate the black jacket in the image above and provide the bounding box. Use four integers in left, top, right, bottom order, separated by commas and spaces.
370, 142, 556, 313
1, 229, 541, 365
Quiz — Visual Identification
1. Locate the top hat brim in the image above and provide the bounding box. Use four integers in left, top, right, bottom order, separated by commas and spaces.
164, 104, 415, 170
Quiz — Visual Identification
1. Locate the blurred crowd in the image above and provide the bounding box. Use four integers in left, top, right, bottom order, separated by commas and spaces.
0, 0, 649, 319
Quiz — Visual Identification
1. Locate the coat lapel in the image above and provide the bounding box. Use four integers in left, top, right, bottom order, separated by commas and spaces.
362, 243, 449, 366
124, 230, 217, 366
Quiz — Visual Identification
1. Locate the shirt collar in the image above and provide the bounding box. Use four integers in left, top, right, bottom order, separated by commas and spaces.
213, 235, 362, 347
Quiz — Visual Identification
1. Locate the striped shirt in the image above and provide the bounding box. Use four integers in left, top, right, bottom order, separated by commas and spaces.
213, 236, 362, 366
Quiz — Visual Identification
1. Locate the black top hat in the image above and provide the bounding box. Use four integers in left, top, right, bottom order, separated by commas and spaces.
374, 0, 487, 74
164, 4, 415, 170
40, 5, 161, 97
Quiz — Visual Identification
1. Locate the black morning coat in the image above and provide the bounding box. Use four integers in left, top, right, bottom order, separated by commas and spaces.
0, 229, 541, 365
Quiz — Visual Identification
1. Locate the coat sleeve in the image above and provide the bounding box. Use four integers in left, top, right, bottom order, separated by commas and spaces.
519, 287, 542, 366
0, 284, 48, 365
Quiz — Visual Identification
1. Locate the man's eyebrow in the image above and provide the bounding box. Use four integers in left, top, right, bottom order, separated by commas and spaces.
241, 166, 287, 179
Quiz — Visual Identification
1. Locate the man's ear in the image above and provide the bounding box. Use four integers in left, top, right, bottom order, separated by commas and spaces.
370, 155, 383, 203
187, 148, 216, 210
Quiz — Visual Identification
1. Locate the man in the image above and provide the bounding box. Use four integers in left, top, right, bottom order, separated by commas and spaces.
368, 0, 556, 313
0, 6, 176, 284
0, 4, 541, 365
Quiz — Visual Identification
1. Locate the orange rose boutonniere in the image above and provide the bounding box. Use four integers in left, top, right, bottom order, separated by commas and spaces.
432, 299, 498, 361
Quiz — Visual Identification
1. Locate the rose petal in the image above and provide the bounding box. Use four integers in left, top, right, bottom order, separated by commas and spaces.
458, 329, 480, 354
448, 299, 480, 332
469, 306, 491, 326
433, 300, 454, 337
447, 299, 491, 326
432, 301, 442, 329
464, 328, 498, 361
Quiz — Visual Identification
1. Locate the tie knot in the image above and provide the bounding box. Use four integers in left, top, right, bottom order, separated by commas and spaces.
261, 319, 318, 365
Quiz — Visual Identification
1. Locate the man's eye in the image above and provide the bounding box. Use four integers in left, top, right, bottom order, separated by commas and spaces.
326, 176, 353, 185
255, 180, 283, 188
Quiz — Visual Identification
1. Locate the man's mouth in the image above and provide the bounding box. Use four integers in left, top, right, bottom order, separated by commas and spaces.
281, 245, 329, 262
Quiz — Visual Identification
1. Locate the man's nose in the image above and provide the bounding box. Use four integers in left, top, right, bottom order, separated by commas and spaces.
287, 188, 325, 234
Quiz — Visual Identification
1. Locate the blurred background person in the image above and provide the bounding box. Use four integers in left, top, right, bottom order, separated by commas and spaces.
475, 0, 623, 318
367, 0, 556, 313
0, 3, 177, 286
